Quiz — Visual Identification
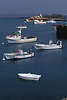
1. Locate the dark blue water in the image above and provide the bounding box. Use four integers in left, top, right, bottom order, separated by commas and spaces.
0, 18, 67, 100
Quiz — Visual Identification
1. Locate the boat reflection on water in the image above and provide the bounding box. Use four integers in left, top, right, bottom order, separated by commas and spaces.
2, 57, 34, 64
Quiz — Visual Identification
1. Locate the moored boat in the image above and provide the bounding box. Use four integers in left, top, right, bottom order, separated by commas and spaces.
6, 28, 37, 43
7, 36, 37, 43
34, 20, 46, 24
2, 49, 34, 60
18, 73, 41, 81
35, 40, 62, 50
46, 19, 56, 24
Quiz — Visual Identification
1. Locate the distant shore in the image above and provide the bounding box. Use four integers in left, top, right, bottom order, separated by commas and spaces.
0, 13, 66, 18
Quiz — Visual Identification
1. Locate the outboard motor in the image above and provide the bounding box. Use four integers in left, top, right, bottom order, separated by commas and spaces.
60, 41, 62, 48
57, 40, 60, 45
57, 40, 62, 48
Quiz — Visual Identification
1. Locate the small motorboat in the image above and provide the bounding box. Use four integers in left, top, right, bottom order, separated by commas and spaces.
2, 49, 34, 60
6, 28, 37, 43
34, 20, 46, 24
35, 40, 62, 50
18, 73, 41, 81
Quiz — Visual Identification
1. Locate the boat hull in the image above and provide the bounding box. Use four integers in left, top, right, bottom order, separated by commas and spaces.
18, 73, 41, 81
7, 37, 37, 43
35, 44, 62, 50
3, 52, 34, 60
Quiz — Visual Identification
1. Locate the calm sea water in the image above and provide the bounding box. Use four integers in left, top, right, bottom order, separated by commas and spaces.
0, 18, 67, 100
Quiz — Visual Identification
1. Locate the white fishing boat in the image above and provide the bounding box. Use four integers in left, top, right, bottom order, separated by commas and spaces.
35, 40, 62, 50
2, 49, 34, 60
47, 19, 56, 24
34, 20, 46, 24
6, 28, 37, 43
18, 73, 41, 81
